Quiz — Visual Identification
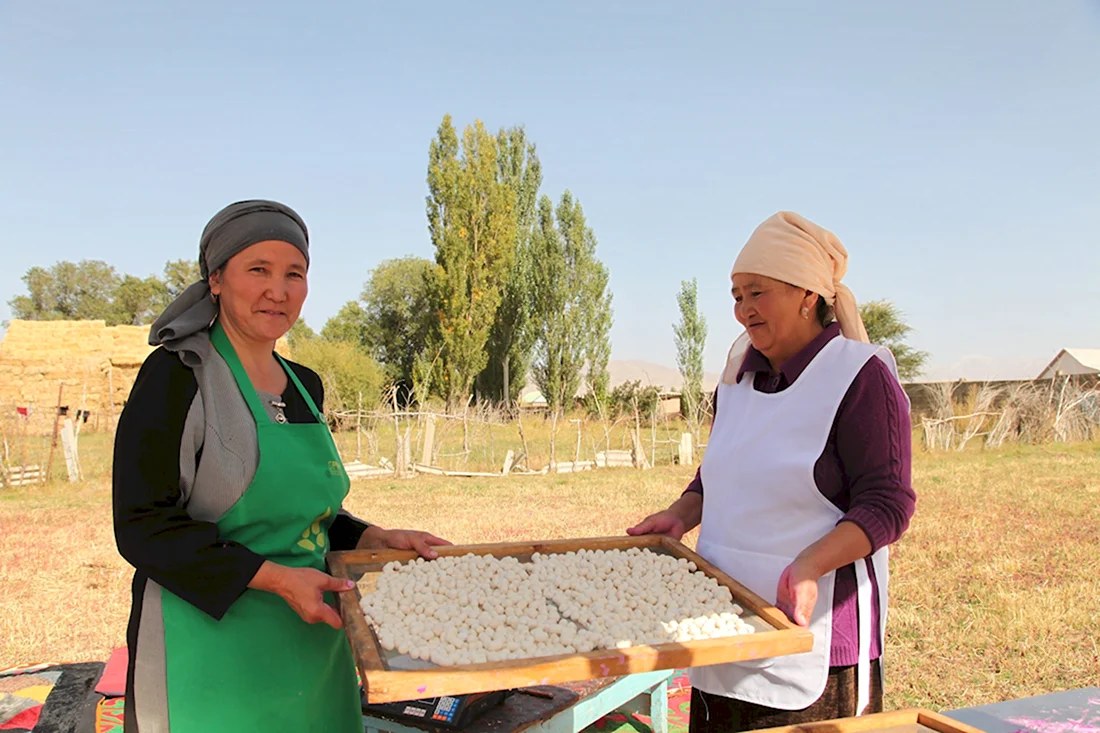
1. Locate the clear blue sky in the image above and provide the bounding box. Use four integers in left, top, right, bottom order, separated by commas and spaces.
2, 1, 1097, 380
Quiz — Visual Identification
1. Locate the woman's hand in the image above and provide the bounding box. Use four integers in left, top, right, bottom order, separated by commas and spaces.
777, 521, 875, 626
357, 526, 452, 559
626, 492, 702, 540
626, 510, 687, 540
250, 561, 352, 630
776, 557, 819, 627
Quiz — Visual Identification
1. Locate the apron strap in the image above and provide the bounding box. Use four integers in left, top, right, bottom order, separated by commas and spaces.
276, 353, 323, 420
210, 322, 270, 424
854, 546, 890, 716
209, 322, 320, 425
854, 557, 873, 715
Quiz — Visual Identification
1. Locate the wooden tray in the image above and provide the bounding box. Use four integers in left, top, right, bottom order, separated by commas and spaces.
751, 708, 986, 733
329, 534, 812, 703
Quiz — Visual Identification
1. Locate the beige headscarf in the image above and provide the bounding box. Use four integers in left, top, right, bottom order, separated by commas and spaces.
721, 211, 869, 384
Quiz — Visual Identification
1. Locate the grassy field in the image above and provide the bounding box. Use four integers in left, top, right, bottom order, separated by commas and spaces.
1, 431, 1097, 712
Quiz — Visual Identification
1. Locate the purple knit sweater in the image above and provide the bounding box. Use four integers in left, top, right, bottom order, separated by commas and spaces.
685, 323, 915, 665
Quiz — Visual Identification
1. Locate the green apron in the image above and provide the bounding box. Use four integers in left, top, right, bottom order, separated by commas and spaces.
160, 323, 362, 732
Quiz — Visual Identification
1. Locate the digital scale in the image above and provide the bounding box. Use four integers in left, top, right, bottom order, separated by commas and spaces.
362, 689, 511, 729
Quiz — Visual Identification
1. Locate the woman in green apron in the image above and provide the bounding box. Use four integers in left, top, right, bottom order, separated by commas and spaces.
113, 200, 450, 732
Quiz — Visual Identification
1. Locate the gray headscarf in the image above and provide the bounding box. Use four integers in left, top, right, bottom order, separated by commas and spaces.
149, 200, 310, 348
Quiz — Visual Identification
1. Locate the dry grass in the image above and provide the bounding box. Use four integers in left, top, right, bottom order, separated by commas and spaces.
1, 434, 1097, 712
887, 443, 1100, 708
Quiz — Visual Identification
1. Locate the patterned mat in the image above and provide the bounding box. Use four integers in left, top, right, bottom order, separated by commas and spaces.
589, 671, 691, 733
0, 669, 63, 730
95, 698, 124, 733
1, 662, 103, 732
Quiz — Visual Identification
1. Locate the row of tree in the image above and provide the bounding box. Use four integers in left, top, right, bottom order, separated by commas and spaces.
9, 259, 201, 327
303, 116, 613, 412
8, 114, 927, 414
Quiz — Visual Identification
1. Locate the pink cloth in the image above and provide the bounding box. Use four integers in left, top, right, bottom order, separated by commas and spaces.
94, 647, 128, 697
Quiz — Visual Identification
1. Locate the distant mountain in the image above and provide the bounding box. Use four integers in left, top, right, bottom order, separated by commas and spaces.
606, 360, 721, 392
916, 354, 1050, 383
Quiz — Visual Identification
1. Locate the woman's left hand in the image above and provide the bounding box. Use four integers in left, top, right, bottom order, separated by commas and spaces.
358, 526, 452, 559
776, 557, 819, 627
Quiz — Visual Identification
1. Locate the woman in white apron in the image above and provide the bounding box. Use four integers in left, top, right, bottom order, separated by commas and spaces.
628, 212, 916, 732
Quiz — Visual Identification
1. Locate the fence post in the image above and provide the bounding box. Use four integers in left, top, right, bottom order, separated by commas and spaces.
356, 392, 363, 461
61, 417, 80, 482
421, 414, 436, 467
631, 428, 650, 470
679, 433, 693, 465
45, 382, 64, 483
107, 367, 115, 433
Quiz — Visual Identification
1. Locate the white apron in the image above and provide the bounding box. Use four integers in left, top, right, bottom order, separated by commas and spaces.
689, 336, 902, 713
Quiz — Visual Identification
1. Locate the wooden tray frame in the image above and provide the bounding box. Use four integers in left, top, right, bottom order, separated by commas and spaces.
330, 534, 812, 703
751, 707, 986, 733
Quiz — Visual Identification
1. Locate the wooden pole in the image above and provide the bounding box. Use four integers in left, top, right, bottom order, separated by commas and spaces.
651, 405, 657, 467
356, 391, 363, 461
420, 414, 436, 467
573, 419, 582, 467
0, 419, 12, 488
549, 410, 558, 473
402, 426, 412, 477
516, 410, 532, 472
76, 376, 87, 437
61, 417, 80, 482
679, 433, 693, 466
391, 389, 404, 478
462, 397, 472, 467
45, 382, 64, 483
107, 367, 116, 433
38, 418, 49, 485
18, 407, 28, 477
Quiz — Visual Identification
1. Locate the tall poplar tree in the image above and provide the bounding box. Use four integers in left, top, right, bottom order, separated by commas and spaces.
425, 115, 517, 407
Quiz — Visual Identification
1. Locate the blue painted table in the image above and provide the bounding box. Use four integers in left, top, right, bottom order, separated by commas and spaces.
363, 670, 674, 733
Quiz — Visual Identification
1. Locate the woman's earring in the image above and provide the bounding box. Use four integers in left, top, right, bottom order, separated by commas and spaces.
801, 307, 810, 319
210, 292, 219, 306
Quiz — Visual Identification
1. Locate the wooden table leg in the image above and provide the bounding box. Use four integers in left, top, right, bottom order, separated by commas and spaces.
602, 672, 673, 733
648, 678, 669, 733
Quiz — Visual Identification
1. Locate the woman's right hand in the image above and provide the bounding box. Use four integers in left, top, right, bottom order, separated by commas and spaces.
626, 492, 702, 540
250, 561, 353, 630
626, 510, 687, 540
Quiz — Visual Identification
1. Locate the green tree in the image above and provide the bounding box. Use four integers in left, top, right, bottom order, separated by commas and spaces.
425, 115, 518, 408
162, 259, 201, 300
287, 318, 317, 349
608, 380, 662, 424
113, 274, 168, 325
859, 299, 928, 381
290, 338, 386, 412
358, 257, 434, 387
530, 191, 614, 416
582, 247, 612, 411
9, 260, 121, 323
674, 278, 707, 438
322, 301, 370, 347
475, 126, 542, 407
